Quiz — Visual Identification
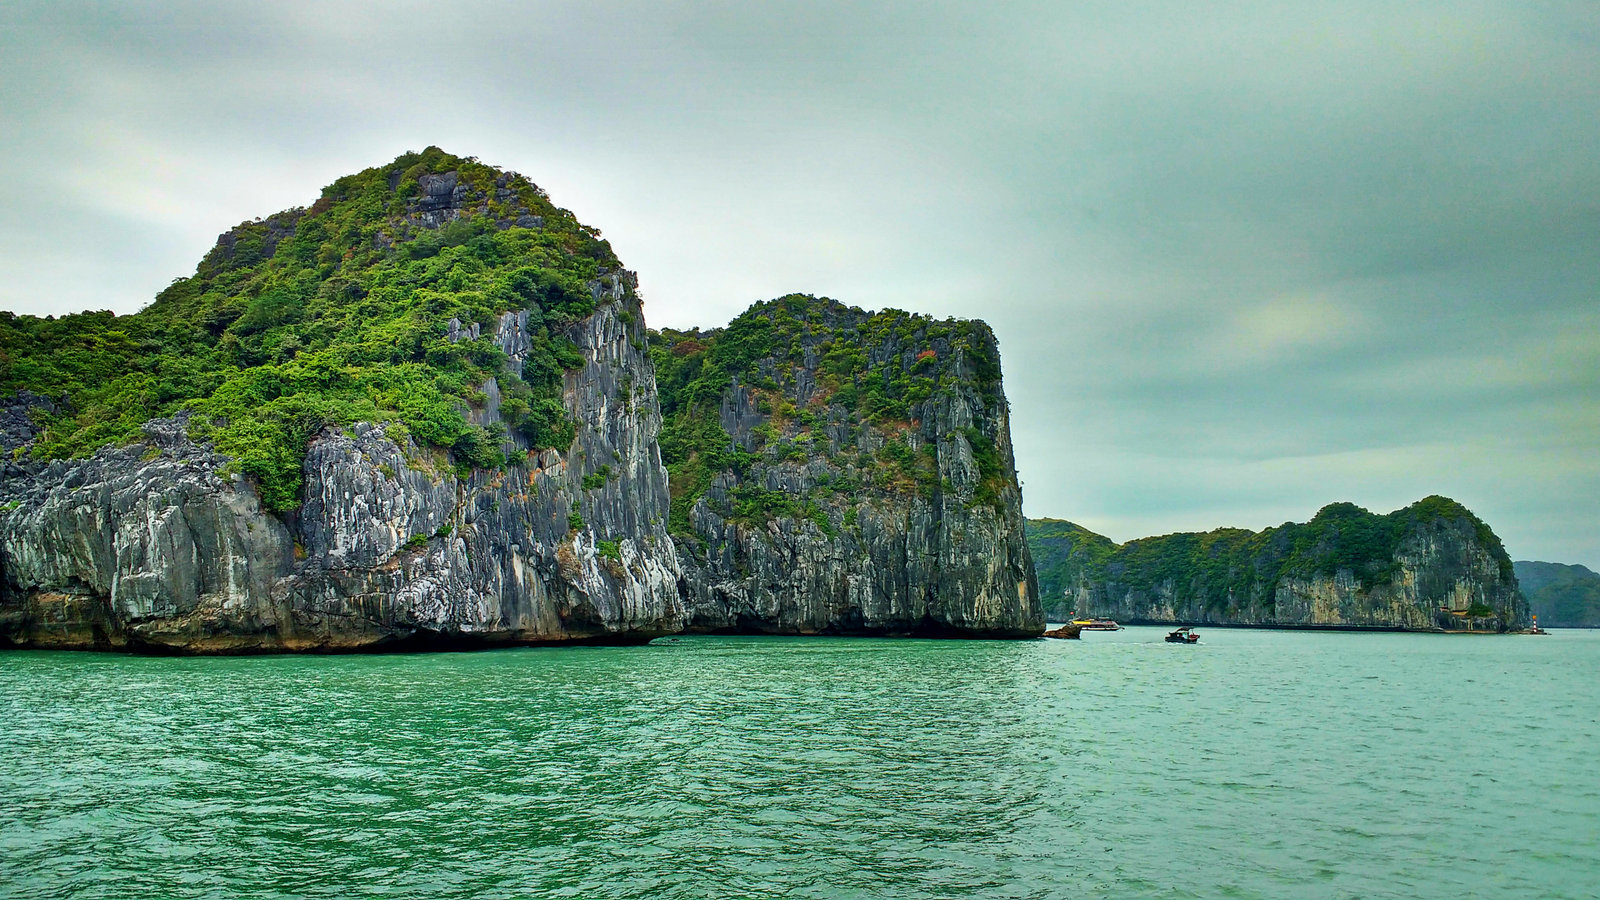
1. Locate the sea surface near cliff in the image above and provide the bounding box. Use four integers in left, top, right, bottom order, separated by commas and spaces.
2, 630, 1596, 900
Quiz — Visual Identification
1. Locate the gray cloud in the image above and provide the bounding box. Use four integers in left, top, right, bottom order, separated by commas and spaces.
2, 0, 1595, 566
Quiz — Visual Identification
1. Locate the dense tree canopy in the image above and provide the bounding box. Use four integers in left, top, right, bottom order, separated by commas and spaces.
1027, 496, 1513, 617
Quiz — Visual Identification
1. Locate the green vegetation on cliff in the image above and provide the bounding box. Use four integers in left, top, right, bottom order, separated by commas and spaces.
0, 148, 619, 510
1027, 496, 1515, 619
1514, 561, 1600, 627
649, 294, 1008, 537
1027, 518, 1118, 612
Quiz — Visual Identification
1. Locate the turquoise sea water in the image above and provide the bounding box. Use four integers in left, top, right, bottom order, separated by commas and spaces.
1, 627, 1596, 899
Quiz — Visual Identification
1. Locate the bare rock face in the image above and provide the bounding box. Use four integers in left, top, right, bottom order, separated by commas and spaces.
0, 288, 684, 652
657, 298, 1042, 638
0, 413, 295, 651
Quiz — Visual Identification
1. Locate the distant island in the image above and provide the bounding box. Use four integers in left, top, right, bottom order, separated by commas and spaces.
1028, 497, 1528, 632
1514, 561, 1600, 627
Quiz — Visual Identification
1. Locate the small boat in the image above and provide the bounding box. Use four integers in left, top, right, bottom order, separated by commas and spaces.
1071, 618, 1123, 631
1165, 626, 1199, 644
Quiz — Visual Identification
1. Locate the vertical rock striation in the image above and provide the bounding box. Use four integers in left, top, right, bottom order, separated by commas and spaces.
0, 414, 294, 651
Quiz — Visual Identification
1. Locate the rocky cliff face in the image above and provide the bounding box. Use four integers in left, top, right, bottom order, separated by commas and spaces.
0, 287, 683, 652
1028, 498, 1528, 632
652, 297, 1041, 637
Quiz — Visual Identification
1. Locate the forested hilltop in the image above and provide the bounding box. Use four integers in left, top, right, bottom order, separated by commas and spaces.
1, 147, 615, 510
1514, 561, 1600, 627
1027, 497, 1527, 631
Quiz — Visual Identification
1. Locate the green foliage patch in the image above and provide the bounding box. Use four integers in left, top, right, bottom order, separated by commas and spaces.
1026, 518, 1120, 615
582, 465, 613, 491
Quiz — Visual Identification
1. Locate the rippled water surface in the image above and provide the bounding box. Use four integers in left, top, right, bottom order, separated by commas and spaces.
2, 628, 1597, 899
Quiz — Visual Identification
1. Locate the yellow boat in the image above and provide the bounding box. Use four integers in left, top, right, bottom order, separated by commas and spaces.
1070, 618, 1123, 631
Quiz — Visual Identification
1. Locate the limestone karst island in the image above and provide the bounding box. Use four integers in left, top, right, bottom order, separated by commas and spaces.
0, 150, 1530, 651
0, 149, 1038, 651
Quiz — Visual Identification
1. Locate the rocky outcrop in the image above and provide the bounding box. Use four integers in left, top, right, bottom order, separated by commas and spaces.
0, 415, 293, 651
0, 391, 56, 451
656, 298, 1042, 638
0, 285, 684, 652
1029, 498, 1528, 632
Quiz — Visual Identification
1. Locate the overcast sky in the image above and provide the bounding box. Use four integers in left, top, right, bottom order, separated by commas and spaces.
3, 1, 1596, 567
